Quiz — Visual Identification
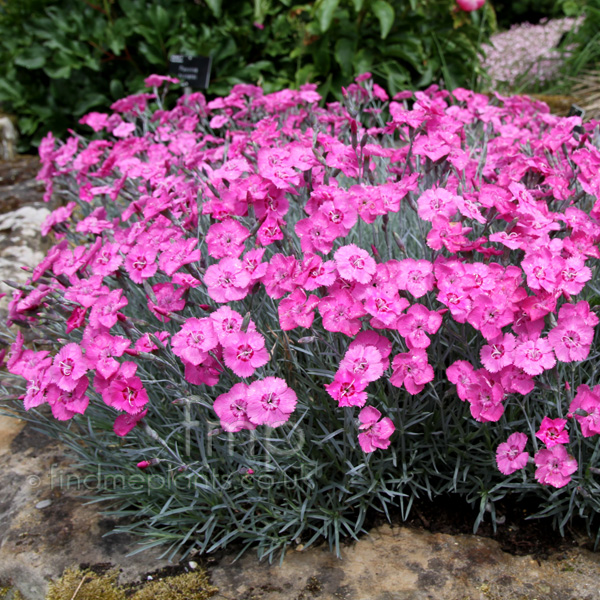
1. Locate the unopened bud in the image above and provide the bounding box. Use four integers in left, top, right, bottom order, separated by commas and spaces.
137, 458, 161, 469
298, 336, 317, 344
393, 232, 406, 254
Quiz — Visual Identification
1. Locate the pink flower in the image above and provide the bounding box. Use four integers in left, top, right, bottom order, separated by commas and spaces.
334, 244, 376, 284
103, 362, 149, 415
548, 313, 594, 363
295, 214, 337, 254
396, 304, 442, 349
114, 409, 147, 437
513, 337, 556, 376
466, 294, 514, 340
558, 256, 592, 296
64, 275, 109, 308
47, 377, 89, 420
428, 216, 473, 253
496, 432, 529, 475
522, 248, 558, 293
144, 74, 179, 87
468, 381, 505, 422
536, 416, 569, 448
534, 445, 577, 488
203, 257, 251, 303
257, 216, 285, 246
159, 238, 201, 277
263, 254, 298, 299
318, 290, 366, 337
447, 360, 477, 400
241, 248, 268, 282
324, 370, 369, 407
357, 406, 395, 453
172, 317, 218, 366
246, 377, 297, 427
89, 289, 129, 330
363, 287, 407, 328
183, 355, 222, 387
297, 254, 337, 290
205, 219, 250, 259
124, 244, 158, 284
51, 343, 88, 391
480, 333, 516, 373
147, 283, 186, 323
389, 349, 434, 395
214, 383, 256, 432
223, 331, 270, 377
278, 289, 319, 330
396, 259, 435, 298
417, 188, 459, 221
210, 306, 255, 344
569, 385, 600, 437
53, 245, 88, 277
349, 331, 392, 360
88, 242, 123, 277
83, 332, 130, 379
456, 0, 485, 10
339, 344, 386, 383
315, 198, 357, 238
79, 112, 109, 132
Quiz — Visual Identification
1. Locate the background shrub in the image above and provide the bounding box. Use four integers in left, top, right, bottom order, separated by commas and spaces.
0, 0, 493, 151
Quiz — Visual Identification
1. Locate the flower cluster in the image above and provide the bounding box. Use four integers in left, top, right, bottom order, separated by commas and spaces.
481, 17, 583, 91
5, 73, 600, 488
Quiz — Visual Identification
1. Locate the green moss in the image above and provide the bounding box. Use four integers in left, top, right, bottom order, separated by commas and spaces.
44, 566, 217, 600
130, 571, 218, 600
45, 568, 125, 600
0, 582, 25, 600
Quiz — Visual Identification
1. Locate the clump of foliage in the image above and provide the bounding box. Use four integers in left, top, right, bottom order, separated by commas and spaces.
4, 76, 600, 562
0, 0, 493, 151
559, 0, 600, 81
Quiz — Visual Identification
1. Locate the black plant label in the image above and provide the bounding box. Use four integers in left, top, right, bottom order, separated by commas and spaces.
168, 55, 212, 89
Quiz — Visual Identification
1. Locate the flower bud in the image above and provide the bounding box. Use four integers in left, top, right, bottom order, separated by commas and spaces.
137, 458, 161, 469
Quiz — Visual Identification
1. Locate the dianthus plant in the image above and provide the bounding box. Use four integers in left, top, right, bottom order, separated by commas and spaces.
4, 73, 600, 557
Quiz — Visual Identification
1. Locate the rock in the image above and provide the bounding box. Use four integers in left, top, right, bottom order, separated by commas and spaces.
209, 525, 600, 600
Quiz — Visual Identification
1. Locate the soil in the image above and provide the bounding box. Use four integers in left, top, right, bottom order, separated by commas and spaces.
399, 495, 590, 558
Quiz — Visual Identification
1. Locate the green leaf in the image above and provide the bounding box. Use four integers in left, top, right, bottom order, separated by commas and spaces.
43, 65, 71, 79
14, 47, 47, 69
205, 0, 222, 18
371, 0, 395, 39
317, 0, 340, 33
352, 48, 373, 75
151, 5, 170, 34
74, 92, 108, 116
139, 41, 165, 65
350, 0, 365, 11
334, 37, 355, 77
110, 79, 124, 100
